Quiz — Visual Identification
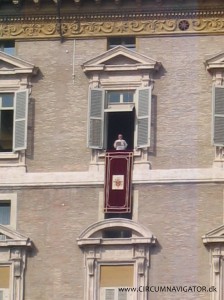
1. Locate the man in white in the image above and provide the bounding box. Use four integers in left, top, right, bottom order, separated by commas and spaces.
113, 134, 128, 150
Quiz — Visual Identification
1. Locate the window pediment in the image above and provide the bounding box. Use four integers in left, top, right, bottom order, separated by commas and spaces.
202, 224, 224, 244
205, 52, 224, 71
0, 224, 31, 247
0, 51, 38, 76
82, 45, 161, 73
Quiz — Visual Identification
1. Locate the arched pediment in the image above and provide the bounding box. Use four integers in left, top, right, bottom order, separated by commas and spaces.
77, 218, 156, 246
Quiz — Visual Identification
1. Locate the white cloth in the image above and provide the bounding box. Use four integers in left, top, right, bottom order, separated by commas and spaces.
113, 139, 128, 150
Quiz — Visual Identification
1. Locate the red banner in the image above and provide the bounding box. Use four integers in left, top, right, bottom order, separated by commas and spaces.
104, 151, 133, 213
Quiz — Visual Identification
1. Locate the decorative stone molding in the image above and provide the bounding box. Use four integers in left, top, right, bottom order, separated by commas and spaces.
202, 225, 224, 300
77, 218, 156, 300
2, 16, 224, 39
205, 52, 224, 85
0, 225, 32, 300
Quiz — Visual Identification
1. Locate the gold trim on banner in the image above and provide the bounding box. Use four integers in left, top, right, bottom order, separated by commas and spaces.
1, 17, 224, 39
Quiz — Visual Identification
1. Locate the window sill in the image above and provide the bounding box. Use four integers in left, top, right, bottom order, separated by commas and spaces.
98, 149, 142, 158
0, 152, 19, 159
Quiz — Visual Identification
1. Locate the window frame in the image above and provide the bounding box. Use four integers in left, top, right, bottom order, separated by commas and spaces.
0, 89, 29, 155
107, 37, 136, 50
0, 40, 15, 56
0, 194, 17, 229
87, 87, 152, 151
77, 218, 156, 300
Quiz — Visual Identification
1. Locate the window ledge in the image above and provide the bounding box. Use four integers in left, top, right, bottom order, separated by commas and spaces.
98, 149, 142, 158
0, 152, 19, 159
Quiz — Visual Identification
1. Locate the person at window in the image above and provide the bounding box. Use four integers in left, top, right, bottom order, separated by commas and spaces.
113, 134, 128, 150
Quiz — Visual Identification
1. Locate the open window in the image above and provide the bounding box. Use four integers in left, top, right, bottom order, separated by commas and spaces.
88, 87, 152, 151
0, 91, 29, 153
83, 45, 161, 163
0, 48, 37, 164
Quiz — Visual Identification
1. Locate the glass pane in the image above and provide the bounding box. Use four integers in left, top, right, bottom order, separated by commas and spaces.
123, 91, 134, 103
1, 94, 14, 107
0, 41, 15, 56
0, 203, 10, 225
0, 110, 13, 152
107, 91, 120, 103
4, 47, 15, 56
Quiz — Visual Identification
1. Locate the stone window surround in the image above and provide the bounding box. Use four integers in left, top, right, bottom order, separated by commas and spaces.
202, 224, 224, 300
82, 45, 161, 167
77, 218, 156, 300
0, 51, 37, 165
205, 52, 224, 165
0, 225, 31, 300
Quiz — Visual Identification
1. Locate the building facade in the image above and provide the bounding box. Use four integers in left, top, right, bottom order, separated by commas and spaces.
0, 0, 224, 299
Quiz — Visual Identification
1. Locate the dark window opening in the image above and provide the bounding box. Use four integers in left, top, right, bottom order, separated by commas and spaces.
108, 37, 136, 50
106, 110, 135, 150
103, 227, 132, 238
0, 202, 11, 225
0, 110, 13, 152
105, 213, 132, 219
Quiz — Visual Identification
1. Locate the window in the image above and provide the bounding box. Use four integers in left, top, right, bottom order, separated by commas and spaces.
88, 87, 151, 150
106, 90, 134, 104
0, 90, 28, 153
0, 202, 10, 225
0, 194, 17, 229
0, 266, 10, 300
202, 224, 224, 300
100, 265, 134, 300
77, 219, 156, 300
0, 227, 31, 300
0, 40, 15, 56
108, 37, 136, 50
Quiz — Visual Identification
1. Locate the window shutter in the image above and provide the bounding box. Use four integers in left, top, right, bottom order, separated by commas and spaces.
13, 89, 29, 151
213, 85, 224, 146
118, 290, 128, 300
136, 87, 152, 148
105, 288, 115, 300
88, 88, 105, 149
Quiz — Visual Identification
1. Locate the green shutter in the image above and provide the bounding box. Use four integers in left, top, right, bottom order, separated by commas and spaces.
213, 85, 224, 146
88, 88, 104, 149
136, 87, 152, 148
13, 89, 28, 151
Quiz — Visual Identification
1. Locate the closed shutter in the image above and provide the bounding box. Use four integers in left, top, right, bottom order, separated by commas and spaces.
13, 89, 28, 151
136, 87, 152, 148
0, 289, 10, 300
88, 88, 105, 149
117, 290, 128, 300
213, 85, 224, 146
105, 288, 115, 300
101, 288, 129, 300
